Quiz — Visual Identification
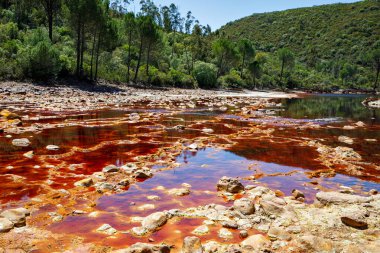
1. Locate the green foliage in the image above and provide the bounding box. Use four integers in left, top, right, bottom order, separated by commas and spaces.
218, 69, 245, 88
18, 29, 61, 80
192, 61, 218, 88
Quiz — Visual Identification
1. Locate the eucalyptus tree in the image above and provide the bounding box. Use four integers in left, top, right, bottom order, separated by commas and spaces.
212, 38, 238, 77
124, 12, 135, 82
185, 11, 195, 34
367, 48, 380, 90
133, 14, 158, 83
278, 48, 295, 88
39, 0, 61, 41
160, 5, 172, 32
238, 39, 255, 78
248, 52, 267, 88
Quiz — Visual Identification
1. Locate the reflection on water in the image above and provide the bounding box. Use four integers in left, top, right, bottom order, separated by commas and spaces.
278, 94, 379, 124
0, 94, 379, 250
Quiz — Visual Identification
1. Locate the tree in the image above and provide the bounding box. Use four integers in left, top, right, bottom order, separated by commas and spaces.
144, 16, 160, 82
340, 63, 357, 87
367, 49, 380, 90
238, 39, 255, 78
185, 11, 194, 34
124, 12, 135, 82
248, 52, 267, 89
278, 48, 295, 88
133, 14, 158, 83
212, 38, 238, 77
39, 0, 61, 41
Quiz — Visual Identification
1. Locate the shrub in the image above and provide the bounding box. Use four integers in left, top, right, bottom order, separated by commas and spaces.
192, 61, 218, 89
217, 69, 245, 88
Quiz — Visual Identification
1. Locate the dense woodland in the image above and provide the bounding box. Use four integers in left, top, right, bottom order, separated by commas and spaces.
0, 0, 379, 91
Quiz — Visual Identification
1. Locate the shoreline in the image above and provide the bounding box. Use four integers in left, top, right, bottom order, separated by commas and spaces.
0, 81, 379, 252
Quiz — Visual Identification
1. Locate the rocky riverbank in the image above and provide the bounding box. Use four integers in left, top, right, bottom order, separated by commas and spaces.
0, 81, 379, 252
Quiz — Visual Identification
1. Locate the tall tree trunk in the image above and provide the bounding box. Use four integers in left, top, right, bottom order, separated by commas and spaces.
126, 28, 133, 83
134, 36, 144, 83
240, 52, 245, 78
90, 29, 97, 80
253, 72, 256, 89
80, 22, 85, 78
184, 44, 191, 75
374, 65, 379, 91
94, 32, 102, 82
146, 40, 152, 82
48, 10, 53, 41
279, 59, 285, 89
217, 53, 225, 78
76, 18, 82, 77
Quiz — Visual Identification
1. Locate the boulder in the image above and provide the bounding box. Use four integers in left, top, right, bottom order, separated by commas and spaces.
141, 212, 168, 232
192, 225, 209, 235
102, 165, 119, 173
217, 177, 244, 193
0, 110, 20, 120
182, 236, 203, 253
0, 218, 14, 233
46, 145, 59, 151
338, 136, 354, 145
0, 208, 29, 227
168, 188, 190, 196
292, 189, 305, 200
316, 191, 372, 205
113, 243, 170, 253
135, 168, 153, 179
334, 146, 361, 161
129, 113, 140, 121
241, 234, 271, 249
74, 177, 93, 187
11, 138, 31, 147
341, 210, 368, 229
233, 198, 255, 215
218, 228, 233, 239
23, 151, 34, 159
96, 224, 117, 235
260, 199, 285, 215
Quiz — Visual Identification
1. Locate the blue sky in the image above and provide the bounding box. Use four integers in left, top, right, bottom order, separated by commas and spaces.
131, 0, 360, 30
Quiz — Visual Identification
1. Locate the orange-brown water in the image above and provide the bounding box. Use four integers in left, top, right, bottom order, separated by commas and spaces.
0, 94, 379, 251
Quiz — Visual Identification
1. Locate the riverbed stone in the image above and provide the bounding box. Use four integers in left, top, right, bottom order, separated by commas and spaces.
292, 189, 305, 200
338, 136, 354, 145
102, 165, 119, 173
114, 243, 170, 253
0, 218, 14, 233
46, 145, 59, 150
0, 208, 28, 227
334, 146, 361, 160
12, 138, 30, 147
192, 225, 209, 235
217, 177, 244, 193
241, 234, 271, 250
23, 151, 34, 159
74, 177, 93, 187
134, 168, 153, 179
96, 224, 117, 235
168, 188, 190, 196
341, 210, 368, 229
182, 236, 203, 253
316, 191, 372, 205
218, 228, 233, 239
233, 198, 255, 215
141, 212, 168, 232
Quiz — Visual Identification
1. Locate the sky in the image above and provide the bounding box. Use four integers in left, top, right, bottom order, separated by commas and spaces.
131, 0, 360, 30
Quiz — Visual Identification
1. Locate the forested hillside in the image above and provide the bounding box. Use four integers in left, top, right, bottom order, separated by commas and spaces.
0, 0, 379, 91
217, 0, 380, 90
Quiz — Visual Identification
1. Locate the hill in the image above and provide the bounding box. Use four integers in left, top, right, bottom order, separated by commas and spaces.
218, 0, 380, 64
